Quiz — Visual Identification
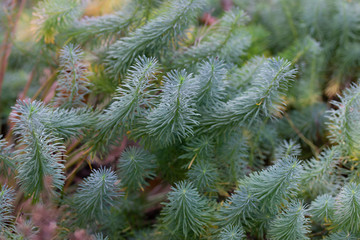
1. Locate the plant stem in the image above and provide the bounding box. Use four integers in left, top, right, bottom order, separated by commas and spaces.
19, 65, 37, 100
284, 112, 319, 156
0, 0, 26, 102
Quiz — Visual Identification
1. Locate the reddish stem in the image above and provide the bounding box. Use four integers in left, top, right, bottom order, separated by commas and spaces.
0, 0, 27, 102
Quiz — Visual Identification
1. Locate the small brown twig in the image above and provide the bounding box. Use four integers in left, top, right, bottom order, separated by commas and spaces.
63, 157, 86, 191
187, 153, 197, 169
31, 71, 57, 101
19, 65, 37, 100
284, 112, 319, 156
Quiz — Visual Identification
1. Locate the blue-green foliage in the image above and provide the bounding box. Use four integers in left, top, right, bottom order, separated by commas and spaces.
310, 194, 335, 223
54, 44, 90, 108
274, 139, 301, 160
145, 70, 199, 146
268, 201, 310, 240
242, 156, 302, 212
0, 185, 15, 232
217, 225, 245, 240
4, 0, 360, 239
194, 58, 227, 109
11, 100, 66, 200
0, 136, 15, 178
90, 56, 158, 153
94, 232, 109, 240
201, 57, 297, 132
333, 183, 360, 233
73, 168, 122, 224
325, 231, 360, 240
176, 8, 251, 67
219, 186, 259, 228
327, 83, 360, 155
33, 0, 81, 43
301, 147, 341, 195
106, 0, 205, 77
231, 56, 266, 92
68, 0, 152, 45
10, 99, 93, 200
187, 161, 218, 193
181, 135, 215, 161
118, 146, 157, 191
161, 181, 212, 238
217, 131, 250, 182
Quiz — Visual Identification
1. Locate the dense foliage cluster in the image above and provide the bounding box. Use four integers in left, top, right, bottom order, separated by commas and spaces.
1, 0, 360, 239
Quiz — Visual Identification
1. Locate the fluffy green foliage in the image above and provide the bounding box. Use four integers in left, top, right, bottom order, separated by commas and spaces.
71, 0, 161, 46
45, 107, 95, 140
4, 0, 360, 238
11, 99, 94, 141
301, 147, 340, 195
118, 146, 157, 191
94, 233, 109, 240
195, 58, 227, 109
238, 0, 360, 94
106, 0, 205, 77
309, 194, 335, 223
217, 225, 245, 240
331, 1, 360, 80
217, 131, 250, 183
219, 186, 259, 228
176, 8, 251, 66
325, 232, 360, 240
242, 156, 302, 212
32, 0, 81, 43
281, 36, 323, 108
70, 12, 132, 44
274, 139, 301, 160
161, 181, 212, 238
215, 156, 302, 237
180, 135, 215, 160
68, 0, 143, 45
327, 83, 360, 156
240, 57, 296, 120
333, 182, 360, 233
0, 185, 15, 232
10, 100, 66, 200
268, 201, 310, 240
202, 57, 296, 132
90, 56, 158, 153
145, 69, 199, 146
231, 56, 266, 92
14, 127, 65, 200
73, 168, 122, 224
54, 44, 90, 108
186, 161, 218, 192
0, 136, 15, 178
